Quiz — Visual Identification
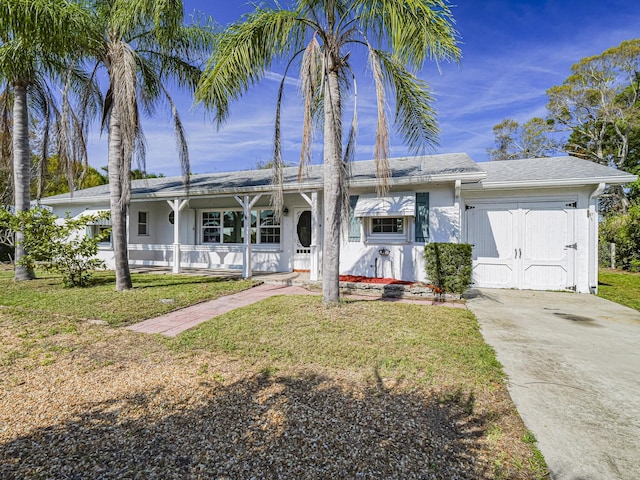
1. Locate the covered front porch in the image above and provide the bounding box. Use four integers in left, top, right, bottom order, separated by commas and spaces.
125, 190, 322, 280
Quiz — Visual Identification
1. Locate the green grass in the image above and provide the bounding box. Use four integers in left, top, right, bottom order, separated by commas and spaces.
0, 269, 256, 327
598, 268, 640, 311
169, 295, 505, 389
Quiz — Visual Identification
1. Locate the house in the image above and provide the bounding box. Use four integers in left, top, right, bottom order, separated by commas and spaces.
40, 153, 637, 293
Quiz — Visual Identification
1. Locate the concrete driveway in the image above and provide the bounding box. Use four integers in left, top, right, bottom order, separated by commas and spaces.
466, 289, 640, 480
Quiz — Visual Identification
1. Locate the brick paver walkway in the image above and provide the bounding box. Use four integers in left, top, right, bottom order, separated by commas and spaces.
126, 284, 313, 337
126, 283, 466, 337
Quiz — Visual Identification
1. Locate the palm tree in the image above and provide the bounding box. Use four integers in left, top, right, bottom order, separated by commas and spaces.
196, 0, 460, 303
0, 0, 96, 280
87, 0, 215, 291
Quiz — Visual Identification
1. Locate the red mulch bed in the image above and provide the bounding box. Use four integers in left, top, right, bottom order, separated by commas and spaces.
339, 275, 414, 286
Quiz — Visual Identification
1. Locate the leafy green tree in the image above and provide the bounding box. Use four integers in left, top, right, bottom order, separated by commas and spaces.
196, 0, 460, 303
488, 117, 560, 161
0, 0, 97, 280
547, 39, 640, 212
86, 0, 215, 291
600, 203, 640, 272
0, 207, 109, 286
31, 156, 107, 198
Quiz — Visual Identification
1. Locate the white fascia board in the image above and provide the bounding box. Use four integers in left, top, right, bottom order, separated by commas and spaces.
349, 171, 486, 188
462, 175, 638, 191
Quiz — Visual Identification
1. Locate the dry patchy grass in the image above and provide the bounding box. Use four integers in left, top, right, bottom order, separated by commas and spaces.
0, 272, 548, 479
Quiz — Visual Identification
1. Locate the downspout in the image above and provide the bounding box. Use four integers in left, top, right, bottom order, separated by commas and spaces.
588, 183, 606, 294
454, 179, 462, 243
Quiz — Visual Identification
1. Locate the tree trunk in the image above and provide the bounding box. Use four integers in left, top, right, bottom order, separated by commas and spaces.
108, 105, 133, 291
321, 67, 343, 304
12, 84, 35, 281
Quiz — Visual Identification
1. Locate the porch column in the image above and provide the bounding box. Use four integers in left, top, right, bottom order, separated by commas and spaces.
235, 194, 262, 278
168, 198, 188, 273
301, 191, 320, 281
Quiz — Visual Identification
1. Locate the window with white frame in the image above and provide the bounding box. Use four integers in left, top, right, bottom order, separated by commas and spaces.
202, 211, 221, 243
201, 209, 280, 244
137, 211, 149, 236
201, 210, 245, 244
371, 217, 404, 234
88, 224, 112, 246
366, 216, 409, 242
252, 209, 280, 244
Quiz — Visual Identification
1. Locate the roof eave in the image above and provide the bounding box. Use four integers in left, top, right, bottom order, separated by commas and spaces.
463, 175, 638, 191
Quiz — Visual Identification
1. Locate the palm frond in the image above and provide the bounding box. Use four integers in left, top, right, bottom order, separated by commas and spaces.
368, 46, 390, 195
375, 50, 439, 154
196, 8, 306, 126
160, 83, 190, 192
271, 71, 287, 219
355, 0, 461, 70
299, 35, 323, 179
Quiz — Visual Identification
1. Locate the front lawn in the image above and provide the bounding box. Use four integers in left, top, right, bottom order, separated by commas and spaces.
598, 268, 640, 311
0, 268, 255, 327
0, 269, 548, 479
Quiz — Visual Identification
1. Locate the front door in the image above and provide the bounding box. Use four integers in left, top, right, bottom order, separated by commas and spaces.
293, 209, 312, 271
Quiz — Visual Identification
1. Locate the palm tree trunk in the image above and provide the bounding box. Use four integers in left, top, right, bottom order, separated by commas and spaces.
322, 68, 343, 303
108, 105, 133, 291
12, 83, 35, 281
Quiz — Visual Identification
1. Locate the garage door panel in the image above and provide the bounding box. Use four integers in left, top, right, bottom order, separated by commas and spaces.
523, 208, 568, 262
473, 263, 514, 288
467, 204, 516, 288
472, 208, 514, 259
523, 264, 568, 290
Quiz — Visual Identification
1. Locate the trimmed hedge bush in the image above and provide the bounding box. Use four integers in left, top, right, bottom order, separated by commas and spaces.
424, 243, 473, 295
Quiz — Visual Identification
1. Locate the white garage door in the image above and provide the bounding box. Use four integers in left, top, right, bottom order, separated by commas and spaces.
465, 201, 576, 291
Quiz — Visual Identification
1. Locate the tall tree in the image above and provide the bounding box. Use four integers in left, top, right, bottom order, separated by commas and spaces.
546, 39, 640, 212
196, 0, 460, 303
0, 0, 96, 280
87, 0, 215, 291
488, 117, 560, 161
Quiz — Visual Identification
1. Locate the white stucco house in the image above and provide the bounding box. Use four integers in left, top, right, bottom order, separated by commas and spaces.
40, 153, 636, 293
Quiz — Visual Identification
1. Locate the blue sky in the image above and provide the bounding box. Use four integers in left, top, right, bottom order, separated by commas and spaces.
85, 0, 640, 176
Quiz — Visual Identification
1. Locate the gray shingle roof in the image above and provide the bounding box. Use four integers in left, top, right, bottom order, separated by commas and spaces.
40, 154, 636, 205
467, 156, 637, 189
41, 153, 484, 204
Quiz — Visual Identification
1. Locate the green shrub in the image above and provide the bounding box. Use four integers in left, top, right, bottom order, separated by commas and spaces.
0, 207, 109, 286
424, 243, 473, 295
600, 203, 640, 271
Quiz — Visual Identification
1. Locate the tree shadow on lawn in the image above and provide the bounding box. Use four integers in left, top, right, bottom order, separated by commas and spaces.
0, 371, 509, 479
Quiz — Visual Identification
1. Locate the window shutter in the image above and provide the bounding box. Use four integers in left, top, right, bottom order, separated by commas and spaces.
415, 192, 429, 242
348, 195, 360, 242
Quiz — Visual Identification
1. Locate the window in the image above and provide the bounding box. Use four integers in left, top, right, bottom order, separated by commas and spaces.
371, 217, 404, 234
137, 211, 149, 236
201, 209, 280, 245
202, 211, 221, 243
365, 216, 409, 243
223, 211, 244, 243
88, 225, 111, 246
253, 209, 280, 244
